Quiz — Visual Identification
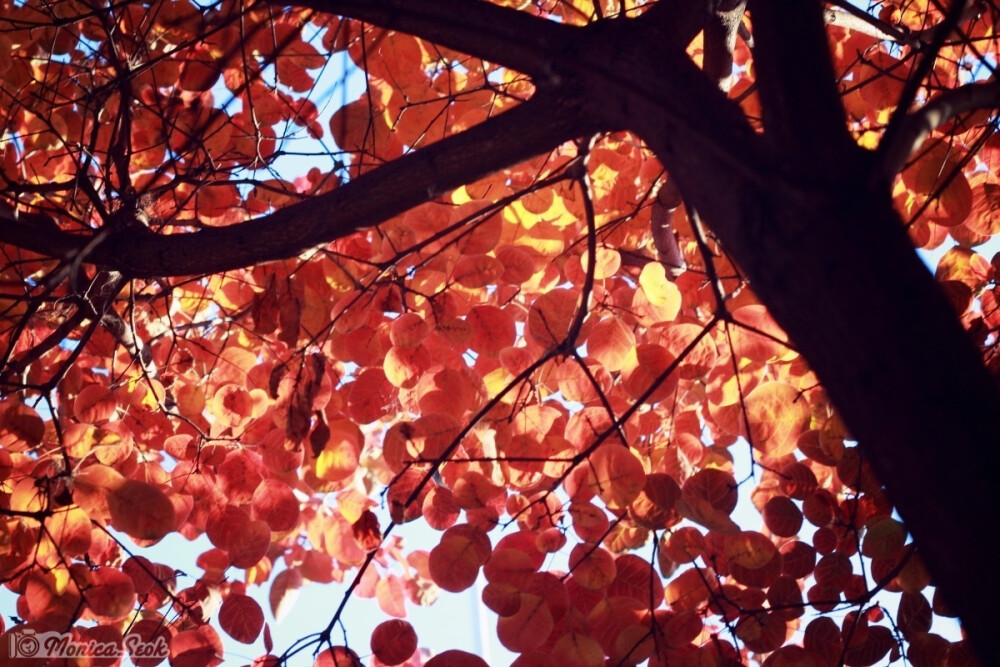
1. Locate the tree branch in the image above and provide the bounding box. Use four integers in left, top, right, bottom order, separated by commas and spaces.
876, 0, 971, 185
704, 0, 746, 92
878, 79, 1000, 178
284, 0, 578, 82
823, 3, 911, 44
639, 0, 707, 47
0, 93, 594, 277
1, 5, 767, 279
748, 0, 860, 180
824, 0, 990, 50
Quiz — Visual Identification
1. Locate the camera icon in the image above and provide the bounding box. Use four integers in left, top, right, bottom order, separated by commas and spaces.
9, 628, 40, 658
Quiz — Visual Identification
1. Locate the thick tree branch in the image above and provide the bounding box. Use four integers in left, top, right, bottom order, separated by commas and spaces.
878, 79, 1000, 178
749, 0, 860, 179
0, 202, 77, 258
284, 0, 578, 82
824, 0, 990, 49
877, 0, 971, 179
574, 11, 769, 188
823, 3, 912, 44
639, 0, 707, 47
0, 93, 594, 277
703, 0, 746, 92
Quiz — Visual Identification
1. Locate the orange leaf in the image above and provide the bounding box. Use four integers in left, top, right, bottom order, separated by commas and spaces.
178, 46, 222, 92
675, 495, 740, 534
551, 632, 604, 667
725, 531, 780, 570
607, 554, 664, 608
0, 401, 45, 451
211, 384, 255, 429
744, 382, 812, 457
585, 444, 646, 510
638, 263, 681, 313
314, 418, 362, 482
218, 449, 265, 504
904, 140, 974, 227
468, 305, 515, 356
226, 519, 271, 569
861, 516, 907, 560
729, 305, 791, 363
526, 288, 577, 348
856, 51, 905, 111
330, 100, 401, 160
44, 506, 93, 558
580, 245, 621, 280
763, 496, 803, 538
85, 566, 137, 621
495, 245, 538, 284
665, 567, 712, 612
586, 316, 635, 372
453, 254, 504, 288
251, 479, 300, 532
569, 544, 616, 590
351, 509, 382, 551
107, 480, 175, 543
390, 313, 431, 348
384, 344, 432, 388
482, 548, 537, 588
935, 247, 992, 289
621, 344, 678, 403
73, 384, 118, 423
314, 646, 363, 667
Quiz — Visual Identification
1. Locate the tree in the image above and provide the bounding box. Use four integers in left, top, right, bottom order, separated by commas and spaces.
0, 0, 998, 663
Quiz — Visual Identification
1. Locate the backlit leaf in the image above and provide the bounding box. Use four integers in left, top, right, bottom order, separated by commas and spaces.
269, 568, 302, 623
527, 289, 577, 348
170, 626, 223, 667
586, 317, 635, 372
497, 593, 553, 652
638, 263, 681, 312
370, 620, 418, 665
585, 444, 646, 510
744, 382, 812, 457
219, 594, 264, 644
107, 480, 175, 543
569, 544, 616, 590
428, 524, 492, 592
423, 650, 489, 667
376, 574, 407, 618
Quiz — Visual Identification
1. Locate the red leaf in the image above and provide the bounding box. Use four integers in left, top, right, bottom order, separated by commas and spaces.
170, 626, 223, 667
423, 650, 489, 667
428, 524, 491, 592
107, 480, 175, 543
219, 594, 265, 644
314, 646, 363, 667
370, 619, 417, 665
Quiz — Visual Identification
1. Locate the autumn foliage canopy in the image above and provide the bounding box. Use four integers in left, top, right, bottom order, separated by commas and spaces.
2, 0, 1000, 665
